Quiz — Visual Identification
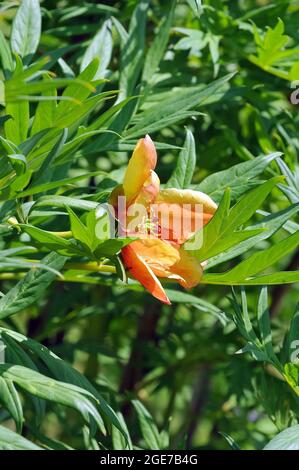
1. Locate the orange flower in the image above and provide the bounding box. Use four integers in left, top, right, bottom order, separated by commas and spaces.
110, 135, 217, 304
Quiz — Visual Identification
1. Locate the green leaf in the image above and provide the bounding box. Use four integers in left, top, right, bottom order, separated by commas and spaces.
5, 65, 30, 145
249, 19, 297, 80
187, 0, 203, 17
0, 256, 62, 272
34, 195, 98, 212
55, 128, 121, 165
111, 16, 128, 46
203, 230, 299, 284
59, 3, 118, 21
1, 332, 45, 424
90, 98, 139, 151
85, 208, 106, 251
225, 176, 284, 232
30, 76, 57, 135
253, 19, 289, 68
54, 59, 100, 121
67, 207, 91, 249
54, 91, 116, 130
264, 425, 299, 450
166, 289, 228, 325
174, 27, 208, 55
0, 328, 129, 442
0, 171, 32, 198
19, 224, 83, 257
200, 229, 265, 261
5, 77, 96, 103
0, 31, 14, 75
0, 252, 66, 320
196, 152, 281, 203
0, 378, 23, 433
285, 305, 299, 361
58, 58, 75, 78
236, 342, 269, 362
208, 33, 221, 77
132, 400, 161, 450
284, 363, 299, 396
185, 188, 230, 259
16, 170, 106, 199
240, 271, 299, 285
83, 208, 135, 257
125, 73, 234, 139
142, 1, 175, 84
20, 127, 54, 157
118, 0, 149, 99
0, 425, 42, 450
202, 269, 299, 286
31, 128, 68, 187
166, 129, 196, 189
230, 287, 258, 342
81, 19, 113, 79
94, 238, 134, 259
0, 364, 105, 433
219, 432, 241, 450
11, 0, 41, 59
277, 158, 299, 204
112, 412, 133, 450
206, 203, 299, 269
7, 153, 27, 176
186, 177, 282, 262
257, 287, 275, 359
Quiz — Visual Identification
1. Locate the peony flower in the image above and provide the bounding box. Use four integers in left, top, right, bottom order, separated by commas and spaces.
110, 135, 217, 304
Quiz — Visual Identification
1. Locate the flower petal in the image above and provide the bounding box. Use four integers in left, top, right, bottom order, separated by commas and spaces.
155, 188, 217, 243
168, 247, 203, 288
134, 170, 160, 206
157, 188, 217, 214
128, 239, 180, 275
123, 135, 157, 204
122, 242, 171, 304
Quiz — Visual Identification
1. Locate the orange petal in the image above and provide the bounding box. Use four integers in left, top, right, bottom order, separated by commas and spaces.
134, 170, 160, 206
157, 188, 217, 214
123, 135, 157, 204
128, 239, 180, 276
168, 247, 203, 288
155, 188, 217, 244
122, 242, 171, 304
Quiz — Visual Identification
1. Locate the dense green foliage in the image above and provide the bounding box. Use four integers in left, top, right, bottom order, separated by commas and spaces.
0, 0, 298, 450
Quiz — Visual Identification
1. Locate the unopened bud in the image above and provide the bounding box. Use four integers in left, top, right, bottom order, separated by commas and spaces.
7, 217, 19, 226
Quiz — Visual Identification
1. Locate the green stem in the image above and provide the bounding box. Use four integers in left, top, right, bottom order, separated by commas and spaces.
52, 231, 73, 238
65, 262, 116, 273
0, 262, 116, 283
0, 273, 25, 280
